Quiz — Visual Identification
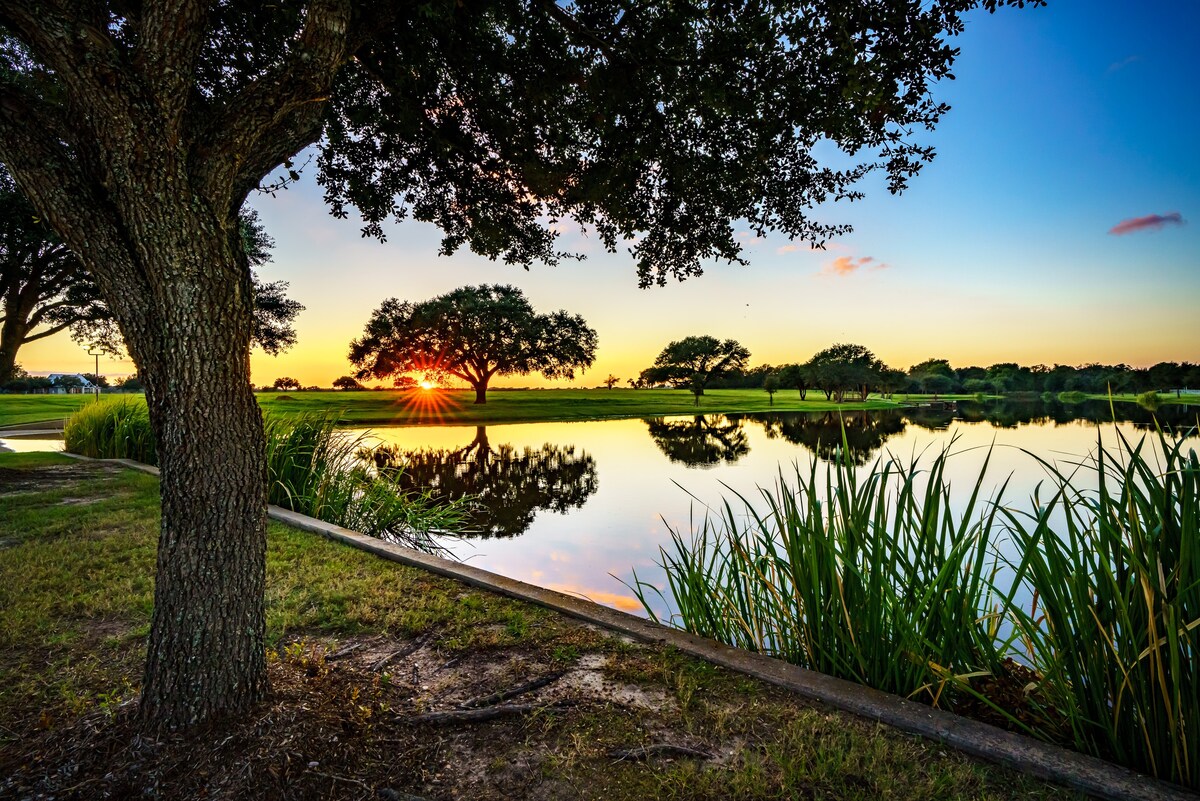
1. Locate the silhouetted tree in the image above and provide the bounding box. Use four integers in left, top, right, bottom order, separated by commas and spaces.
332, 376, 363, 391
777, 363, 811, 400
642, 336, 750, 395
350, 285, 596, 405
763, 374, 780, 405
604, 374, 620, 389
806, 343, 886, 402
271, 377, 300, 391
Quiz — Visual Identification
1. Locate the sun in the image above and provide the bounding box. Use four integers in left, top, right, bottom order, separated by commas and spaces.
420, 380, 434, 390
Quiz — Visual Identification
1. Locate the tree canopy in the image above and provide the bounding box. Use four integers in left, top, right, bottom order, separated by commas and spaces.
806, 343, 888, 402
0, 167, 106, 382
350, 285, 597, 404
641, 335, 750, 392
0, 0, 1040, 730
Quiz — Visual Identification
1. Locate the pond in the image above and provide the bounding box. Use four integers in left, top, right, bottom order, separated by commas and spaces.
344, 399, 1200, 619
4, 398, 1195, 619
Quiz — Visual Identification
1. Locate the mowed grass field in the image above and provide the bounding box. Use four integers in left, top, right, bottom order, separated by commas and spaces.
1, 388, 903, 429
3, 388, 1196, 430
0, 452, 1074, 800
0, 394, 95, 428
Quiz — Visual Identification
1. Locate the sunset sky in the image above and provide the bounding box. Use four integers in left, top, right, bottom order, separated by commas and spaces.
19, 0, 1199, 388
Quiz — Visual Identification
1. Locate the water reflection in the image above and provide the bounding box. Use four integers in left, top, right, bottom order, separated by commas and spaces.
955, 398, 1198, 431
646, 415, 750, 467
365, 425, 597, 538
642, 400, 1198, 469
751, 410, 908, 466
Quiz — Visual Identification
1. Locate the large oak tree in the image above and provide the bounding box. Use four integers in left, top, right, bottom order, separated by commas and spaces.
0, 0, 1038, 730
0, 166, 106, 382
641, 335, 751, 392
350, 284, 596, 404
1, 174, 304, 381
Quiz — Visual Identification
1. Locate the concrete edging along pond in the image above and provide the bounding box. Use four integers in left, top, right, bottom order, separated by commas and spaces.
80, 455, 1197, 801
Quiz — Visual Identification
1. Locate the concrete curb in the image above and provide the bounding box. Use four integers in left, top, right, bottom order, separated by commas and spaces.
64, 455, 1198, 801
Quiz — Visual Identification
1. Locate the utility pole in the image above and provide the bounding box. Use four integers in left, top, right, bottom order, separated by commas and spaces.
87, 346, 102, 400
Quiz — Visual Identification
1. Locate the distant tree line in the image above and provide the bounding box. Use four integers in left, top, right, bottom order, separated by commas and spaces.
636, 336, 1199, 400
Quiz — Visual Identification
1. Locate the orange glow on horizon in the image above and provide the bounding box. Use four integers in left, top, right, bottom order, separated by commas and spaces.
420, 380, 435, 390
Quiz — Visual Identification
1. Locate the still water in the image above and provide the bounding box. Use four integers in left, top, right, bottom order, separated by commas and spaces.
4, 399, 1195, 619
346, 399, 1200, 619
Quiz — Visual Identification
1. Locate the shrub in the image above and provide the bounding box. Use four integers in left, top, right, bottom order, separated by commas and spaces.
63, 397, 155, 464
62, 405, 463, 551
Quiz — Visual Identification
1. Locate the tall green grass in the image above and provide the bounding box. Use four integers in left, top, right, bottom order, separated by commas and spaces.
263, 413, 468, 551
63, 397, 156, 464
62, 403, 463, 551
634, 430, 1199, 788
632, 439, 1008, 703
1000, 430, 1198, 786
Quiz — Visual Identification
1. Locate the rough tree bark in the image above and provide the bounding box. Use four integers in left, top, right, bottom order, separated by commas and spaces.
0, 0, 353, 729
132, 220, 269, 727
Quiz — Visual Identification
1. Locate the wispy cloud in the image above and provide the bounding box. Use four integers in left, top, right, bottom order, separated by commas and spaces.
776, 243, 800, 254
822, 255, 888, 276
1106, 54, 1140, 74
1108, 212, 1186, 235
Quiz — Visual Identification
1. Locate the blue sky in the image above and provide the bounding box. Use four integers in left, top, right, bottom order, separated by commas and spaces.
24, 0, 1199, 385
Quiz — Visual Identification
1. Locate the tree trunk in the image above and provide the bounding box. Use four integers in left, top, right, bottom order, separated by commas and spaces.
112, 217, 269, 731
138, 357, 267, 729
0, 317, 25, 383
473, 381, 488, 404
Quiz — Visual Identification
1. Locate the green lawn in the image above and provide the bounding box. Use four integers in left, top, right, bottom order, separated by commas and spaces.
254, 387, 912, 426
0, 394, 93, 429
5, 388, 1195, 430
0, 453, 1075, 801
1090, 392, 1200, 407
1, 388, 907, 429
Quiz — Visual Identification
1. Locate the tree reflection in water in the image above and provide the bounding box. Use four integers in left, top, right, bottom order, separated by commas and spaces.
645, 415, 750, 467
751, 410, 907, 466
365, 426, 597, 538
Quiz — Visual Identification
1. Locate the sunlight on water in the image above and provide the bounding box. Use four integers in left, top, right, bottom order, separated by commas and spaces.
346, 400, 1200, 620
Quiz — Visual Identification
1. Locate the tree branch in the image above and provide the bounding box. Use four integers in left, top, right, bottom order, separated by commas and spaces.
137, 0, 211, 130
23, 319, 73, 342
192, 0, 354, 209
0, 1, 137, 131
26, 298, 75, 328
541, 2, 628, 66
0, 82, 113, 260
0, 81, 155, 345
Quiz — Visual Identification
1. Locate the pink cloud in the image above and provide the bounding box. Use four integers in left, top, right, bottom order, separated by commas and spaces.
776, 244, 799, 254
823, 255, 886, 276
1108, 212, 1185, 235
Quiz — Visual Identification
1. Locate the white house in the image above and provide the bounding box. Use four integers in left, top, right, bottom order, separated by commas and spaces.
46, 373, 98, 394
